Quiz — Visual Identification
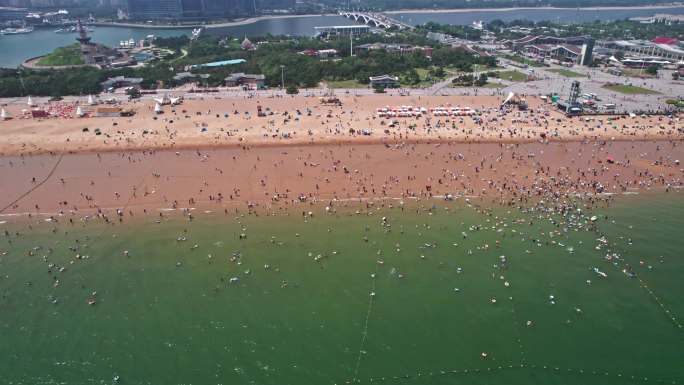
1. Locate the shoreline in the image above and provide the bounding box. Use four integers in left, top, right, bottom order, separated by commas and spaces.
0, 139, 681, 218
0, 133, 682, 158
385, 3, 684, 14
91, 3, 684, 30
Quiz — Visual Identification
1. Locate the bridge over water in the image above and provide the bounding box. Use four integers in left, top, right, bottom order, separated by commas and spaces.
338, 11, 414, 30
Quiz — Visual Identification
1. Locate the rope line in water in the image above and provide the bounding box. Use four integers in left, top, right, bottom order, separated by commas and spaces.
347, 361, 680, 384
0, 154, 64, 214
637, 277, 683, 330
508, 297, 528, 365
351, 267, 378, 383
600, 238, 682, 331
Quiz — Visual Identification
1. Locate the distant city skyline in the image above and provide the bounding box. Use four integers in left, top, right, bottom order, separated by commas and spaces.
124, 0, 297, 19
0, 0, 296, 11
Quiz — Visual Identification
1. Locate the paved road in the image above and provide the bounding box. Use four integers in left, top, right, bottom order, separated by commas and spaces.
3, 62, 682, 114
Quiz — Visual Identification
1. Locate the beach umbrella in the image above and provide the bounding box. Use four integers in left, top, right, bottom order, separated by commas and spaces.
27, 96, 35, 107
76, 106, 84, 117
0, 108, 9, 120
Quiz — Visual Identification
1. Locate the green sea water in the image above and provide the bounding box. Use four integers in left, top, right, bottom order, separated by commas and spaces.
0, 195, 682, 385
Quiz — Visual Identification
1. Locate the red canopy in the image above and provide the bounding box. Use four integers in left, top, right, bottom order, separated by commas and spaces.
652, 37, 679, 45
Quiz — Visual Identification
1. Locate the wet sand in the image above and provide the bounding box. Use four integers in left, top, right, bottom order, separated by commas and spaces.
1, 140, 682, 218
0, 95, 681, 157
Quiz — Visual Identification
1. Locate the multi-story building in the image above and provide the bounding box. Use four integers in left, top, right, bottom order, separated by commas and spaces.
126, 0, 256, 20
522, 44, 582, 63
257, 0, 295, 11
202, 0, 252, 18
126, 0, 183, 19
0, 6, 27, 21
601, 38, 684, 62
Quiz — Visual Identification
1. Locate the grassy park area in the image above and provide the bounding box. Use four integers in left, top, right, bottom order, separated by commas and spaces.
548, 68, 587, 78
482, 82, 506, 88
36, 44, 85, 66
602, 83, 659, 95
324, 79, 368, 89
502, 54, 545, 68
497, 70, 530, 82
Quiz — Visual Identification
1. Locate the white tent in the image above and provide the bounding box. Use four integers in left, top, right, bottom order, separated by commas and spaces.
87, 95, 96, 105
27, 95, 35, 107
154, 93, 171, 105
154, 102, 163, 114
0, 108, 9, 120
502, 92, 515, 106
76, 106, 84, 117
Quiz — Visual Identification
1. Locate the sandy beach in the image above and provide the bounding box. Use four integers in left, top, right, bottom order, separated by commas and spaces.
0, 94, 681, 157
0, 93, 682, 218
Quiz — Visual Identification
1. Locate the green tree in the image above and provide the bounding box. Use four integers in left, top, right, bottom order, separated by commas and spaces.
430, 66, 446, 78
404, 68, 421, 85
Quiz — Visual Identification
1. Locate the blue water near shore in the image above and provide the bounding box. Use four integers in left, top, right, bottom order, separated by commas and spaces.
1, 7, 684, 68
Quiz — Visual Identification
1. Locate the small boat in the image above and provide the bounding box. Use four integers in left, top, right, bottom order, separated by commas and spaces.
1, 26, 34, 35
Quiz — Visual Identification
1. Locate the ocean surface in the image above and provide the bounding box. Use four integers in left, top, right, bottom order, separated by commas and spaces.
0, 193, 682, 384
1, 6, 684, 67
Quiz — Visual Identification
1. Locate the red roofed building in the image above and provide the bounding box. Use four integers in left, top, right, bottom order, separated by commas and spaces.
652, 37, 679, 45
299, 48, 317, 57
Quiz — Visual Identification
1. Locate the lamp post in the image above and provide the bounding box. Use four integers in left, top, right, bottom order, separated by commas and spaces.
280, 65, 285, 89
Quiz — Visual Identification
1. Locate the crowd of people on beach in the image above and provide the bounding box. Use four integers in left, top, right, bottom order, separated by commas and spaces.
0, 94, 682, 157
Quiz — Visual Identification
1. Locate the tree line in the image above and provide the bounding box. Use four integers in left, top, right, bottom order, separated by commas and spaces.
322, 0, 666, 10
0, 33, 495, 97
